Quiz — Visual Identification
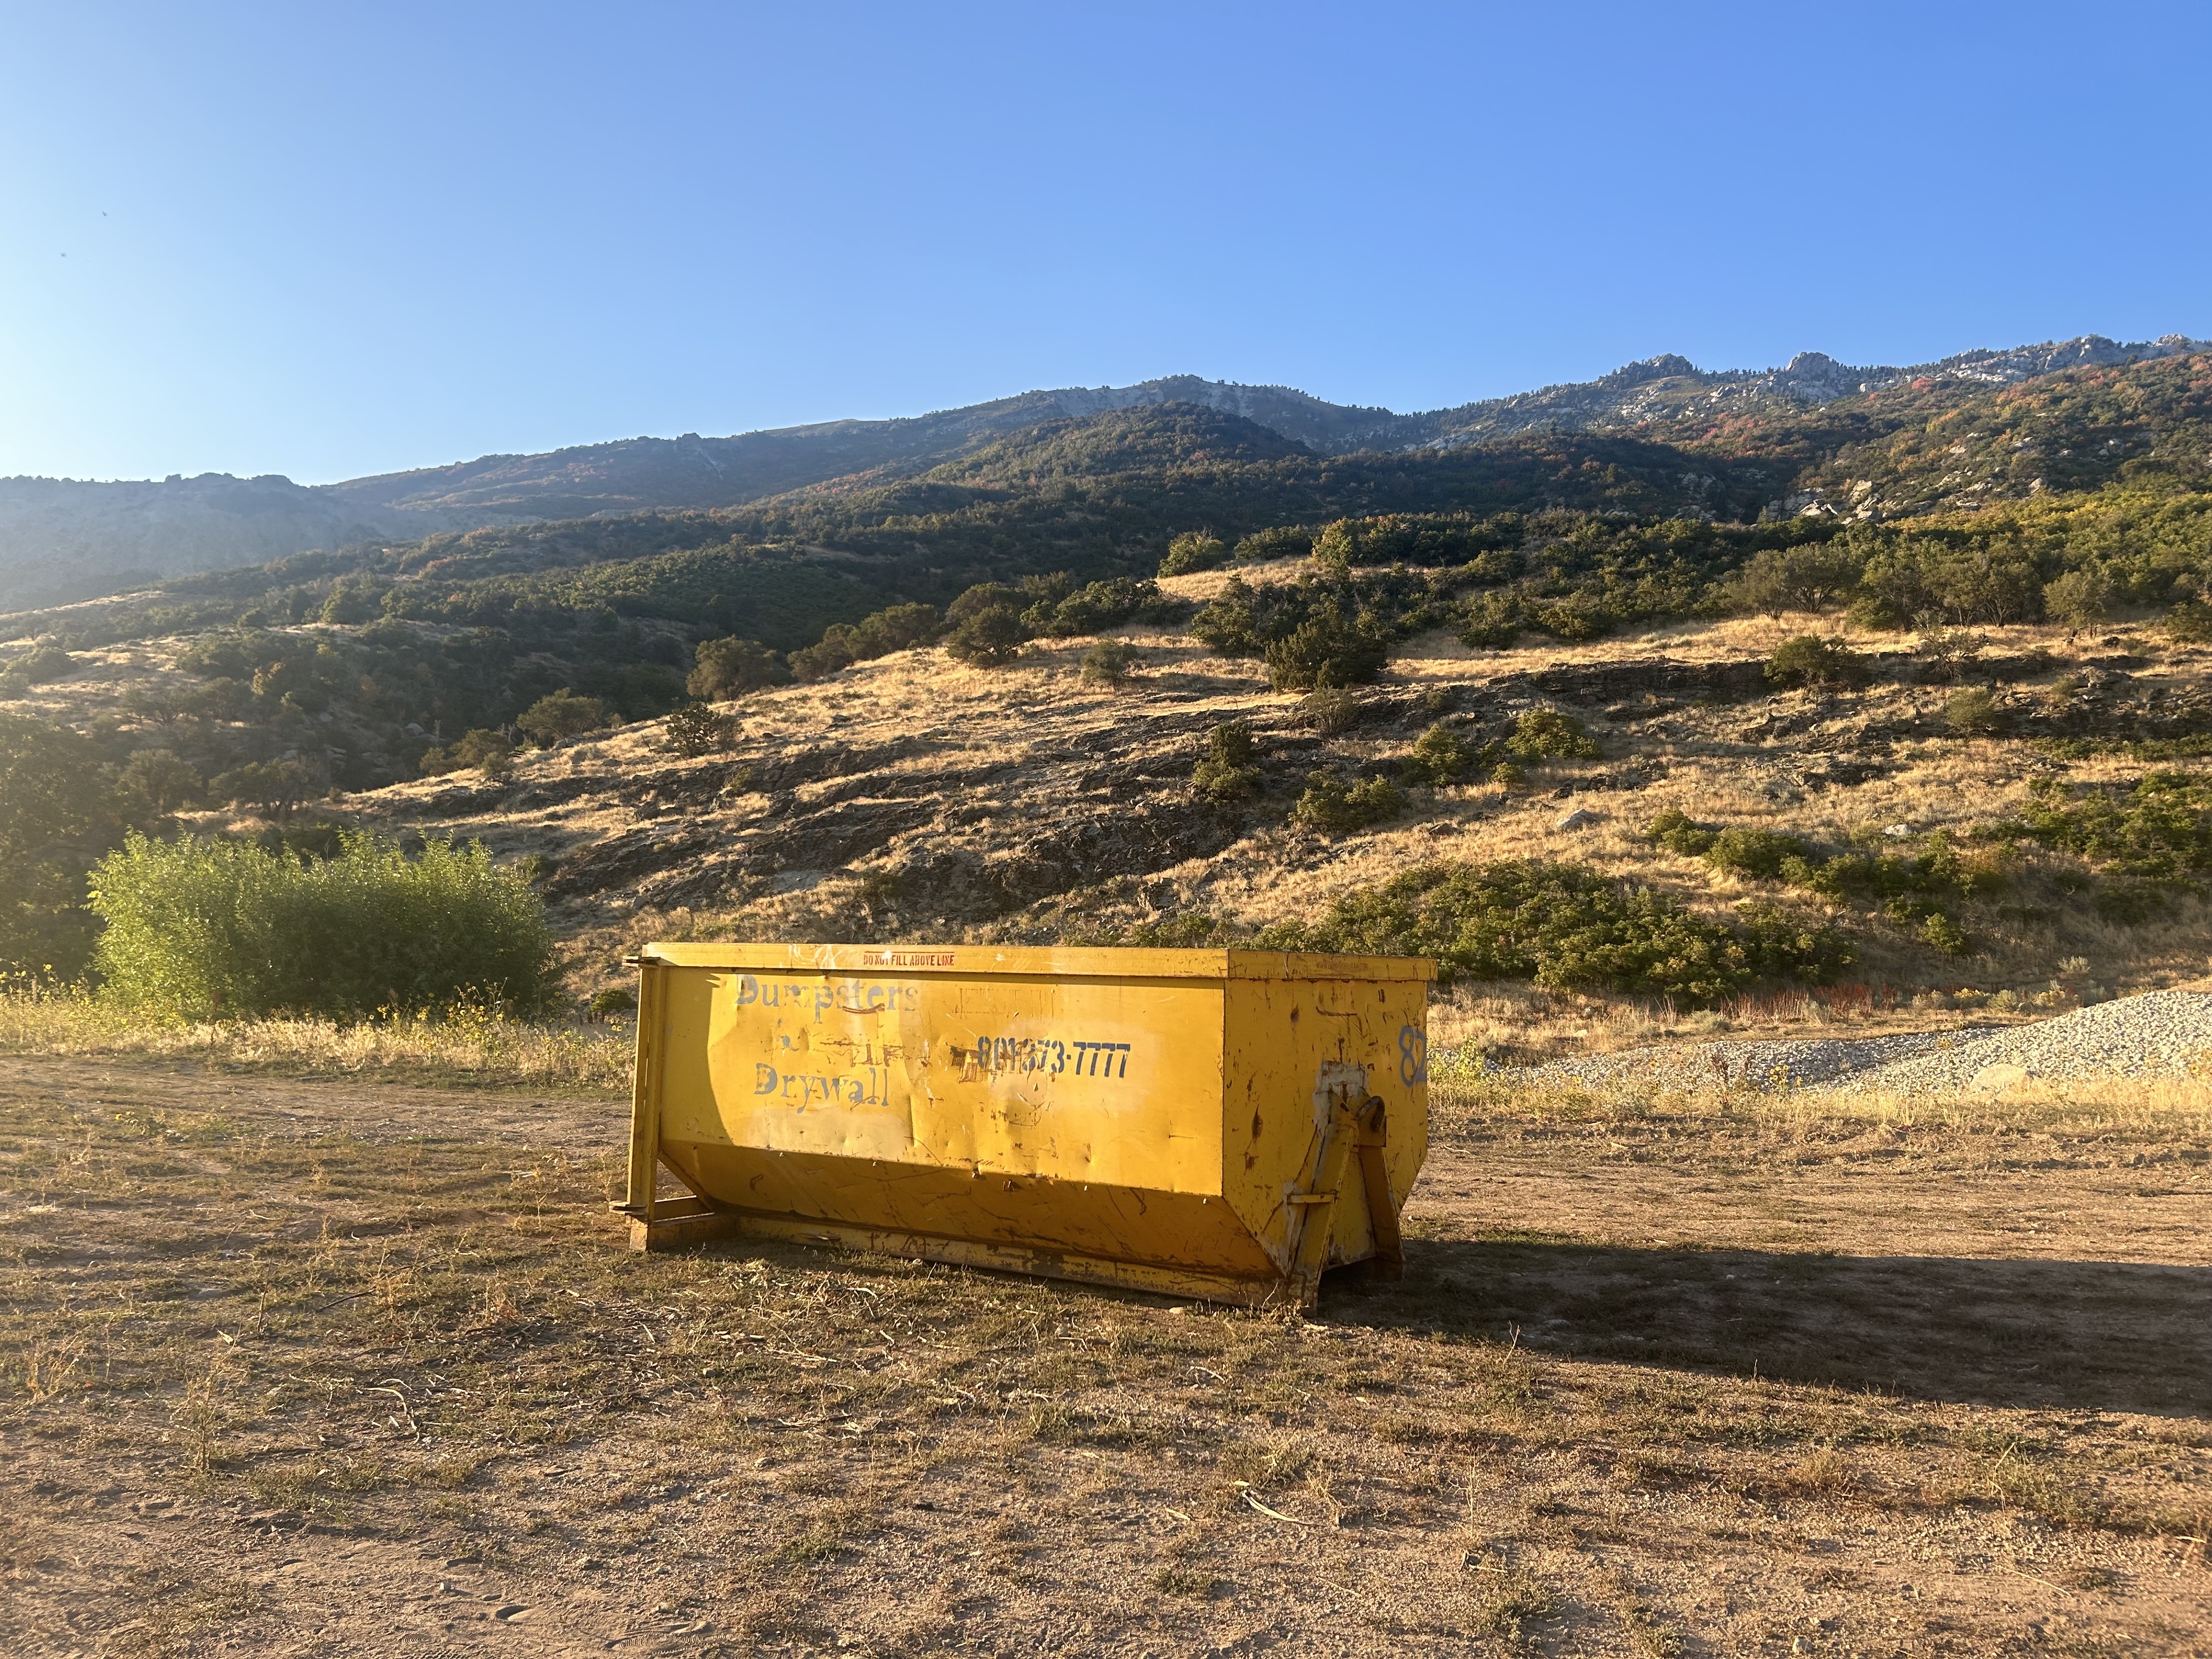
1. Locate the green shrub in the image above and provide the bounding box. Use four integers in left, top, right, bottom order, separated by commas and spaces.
787, 626, 866, 681
1765, 634, 1865, 689
1848, 541, 2045, 629
419, 729, 514, 778
1647, 816, 2005, 944
88, 832, 556, 1021
516, 689, 611, 746
208, 758, 319, 818
1404, 723, 1471, 785
2002, 772, 2212, 884
1644, 808, 1717, 857
1255, 859, 1848, 1002
662, 703, 738, 757
944, 603, 1029, 667
1724, 543, 1866, 619
1290, 771, 1407, 832
1024, 578, 1173, 638
787, 601, 946, 681
688, 636, 787, 700
852, 601, 941, 654
1502, 708, 1601, 763
1704, 827, 1817, 880
1193, 722, 1262, 801
0, 713, 145, 976
2042, 567, 2114, 627
121, 749, 202, 814
1080, 639, 1139, 687
2164, 600, 2212, 643
1189, 575, 1263, 656
1734, 901, 1858, 982
1944, 687, 2005, 735
1159, 532, 1228, 577
1302, 688, 1362, 735
1525, 594, 1619, 642
1454, 590, 1526, 649
318, 578, 390, 625
2, 644, 77, 687
2092, 880, 2162, 924
1920, 912, 1971, 956
1263, 610, 1389, 691
1234, 526, 1313, 563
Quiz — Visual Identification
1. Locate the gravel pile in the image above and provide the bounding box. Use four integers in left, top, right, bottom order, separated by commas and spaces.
1504, 989, 2212, 1094
1515, 1029, 1991, 1093
1851, 990, 2212, 1092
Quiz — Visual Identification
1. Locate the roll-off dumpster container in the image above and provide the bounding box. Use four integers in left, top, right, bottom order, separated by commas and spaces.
618, 944, 1432, 1307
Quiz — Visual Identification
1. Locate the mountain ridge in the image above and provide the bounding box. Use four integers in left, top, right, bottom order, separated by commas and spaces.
1, 332, 2204, 610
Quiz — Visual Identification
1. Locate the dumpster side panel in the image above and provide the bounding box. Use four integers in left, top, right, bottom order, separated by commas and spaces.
657, 966, 1226, 1192
661, 1142, 1278, 1282
1221, 976, 1429, 1274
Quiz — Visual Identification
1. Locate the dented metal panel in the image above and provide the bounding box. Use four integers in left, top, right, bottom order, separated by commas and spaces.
619, 943, 1432, 1307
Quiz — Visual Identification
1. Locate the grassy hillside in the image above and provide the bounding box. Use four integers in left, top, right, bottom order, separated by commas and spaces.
61, 596, 2197, 1060
6, 351, 2212, 997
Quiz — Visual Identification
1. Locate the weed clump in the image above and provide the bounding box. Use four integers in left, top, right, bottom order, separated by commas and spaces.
1944, 686, 2005, 735
88, 831, 556, 1022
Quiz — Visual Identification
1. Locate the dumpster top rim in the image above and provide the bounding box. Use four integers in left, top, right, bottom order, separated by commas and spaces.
635, 943, 1436, 982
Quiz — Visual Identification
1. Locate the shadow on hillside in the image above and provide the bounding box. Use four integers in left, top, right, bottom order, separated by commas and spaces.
1336, 1237, 2212, 1415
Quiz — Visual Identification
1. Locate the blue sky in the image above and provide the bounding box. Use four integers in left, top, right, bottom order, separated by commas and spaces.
3, 1, 2208, 484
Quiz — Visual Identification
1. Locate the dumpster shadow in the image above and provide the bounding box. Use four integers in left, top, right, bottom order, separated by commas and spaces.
1337, 1238, 2212, 1415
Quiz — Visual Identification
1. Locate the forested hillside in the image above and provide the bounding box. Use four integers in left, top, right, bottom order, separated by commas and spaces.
6, 334, 2202, 610
4, 343, 2212, 981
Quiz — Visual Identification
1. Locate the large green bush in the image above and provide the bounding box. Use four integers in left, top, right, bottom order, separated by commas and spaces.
1765, 634, 1865, 689
689, 636, 788, 700
1290, 771, 1407, 832
88, 832, 556, 1021
1256, 859, 1848, 1002
1262, 608, 1389, 691
1159, 532, 1228, 576
2002, 771, 2212, 885
0, 713, 146, 976
1645, 809, 2008, 954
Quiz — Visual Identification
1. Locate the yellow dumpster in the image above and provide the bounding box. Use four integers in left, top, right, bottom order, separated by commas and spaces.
617, 944, 1433, 1307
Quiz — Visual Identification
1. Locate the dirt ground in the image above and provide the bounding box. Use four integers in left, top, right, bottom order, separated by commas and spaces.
1, 1057, 2208, 1657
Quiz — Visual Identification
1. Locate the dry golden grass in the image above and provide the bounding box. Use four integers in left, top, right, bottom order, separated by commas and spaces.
1, 1057, 2206, 1655
0, 988, 631, 1092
